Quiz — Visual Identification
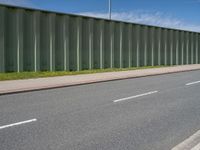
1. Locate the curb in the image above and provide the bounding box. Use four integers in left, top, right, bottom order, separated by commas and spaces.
0, 67, 200, 96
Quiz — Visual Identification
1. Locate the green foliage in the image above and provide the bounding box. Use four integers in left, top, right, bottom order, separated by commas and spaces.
0, 66, 167, 81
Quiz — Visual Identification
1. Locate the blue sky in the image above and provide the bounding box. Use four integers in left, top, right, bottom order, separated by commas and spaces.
0, 0, 200, 31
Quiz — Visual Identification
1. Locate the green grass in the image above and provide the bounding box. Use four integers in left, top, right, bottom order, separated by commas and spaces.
0, 66, 168, 81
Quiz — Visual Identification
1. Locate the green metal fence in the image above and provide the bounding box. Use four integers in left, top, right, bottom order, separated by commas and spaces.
0, 4, 200, 73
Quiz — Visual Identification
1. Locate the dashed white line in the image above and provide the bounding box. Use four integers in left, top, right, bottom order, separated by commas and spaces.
113, 91, 158, 103
191, 142, 200, 150
0, 119, 37, 130
186, 81, 200, 86
171, 129, 200, 150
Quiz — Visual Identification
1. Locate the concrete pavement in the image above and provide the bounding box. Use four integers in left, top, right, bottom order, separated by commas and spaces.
0, 64, 200, 95
0, 70, 200, 149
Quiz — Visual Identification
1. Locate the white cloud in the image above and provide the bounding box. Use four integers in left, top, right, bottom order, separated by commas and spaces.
79, 11, 200, 32
0, 0, 35, 7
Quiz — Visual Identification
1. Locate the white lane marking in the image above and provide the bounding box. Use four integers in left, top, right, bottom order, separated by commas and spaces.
113, 91, 158, 103
191, 142, 200, 150
172, 129, 200, 150
186, 81, 200, 86
0, 119, 37, 130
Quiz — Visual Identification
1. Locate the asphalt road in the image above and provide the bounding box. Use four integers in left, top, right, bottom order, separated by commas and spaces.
0, 70, 200, 150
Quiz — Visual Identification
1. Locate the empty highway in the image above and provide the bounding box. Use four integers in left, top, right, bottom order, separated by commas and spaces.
1, 70, 200, 150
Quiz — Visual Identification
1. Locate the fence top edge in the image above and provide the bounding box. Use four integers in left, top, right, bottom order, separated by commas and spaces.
0, 3, 199, 34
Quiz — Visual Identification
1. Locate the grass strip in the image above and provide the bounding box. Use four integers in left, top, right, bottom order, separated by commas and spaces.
0, 66, 167, 81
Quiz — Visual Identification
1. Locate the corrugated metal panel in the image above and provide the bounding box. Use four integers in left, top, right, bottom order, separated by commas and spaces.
0, 4, 199, 73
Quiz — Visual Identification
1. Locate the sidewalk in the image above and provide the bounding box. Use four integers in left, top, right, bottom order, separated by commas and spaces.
0, 64, 200, 95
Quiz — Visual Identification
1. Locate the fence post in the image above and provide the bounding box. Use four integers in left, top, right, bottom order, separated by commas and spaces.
89, 18, 94, 70
196, 33, 199, 64
176, 31, 179, 65
186, 32, 189, 64
63, 16, 69, 71
100, 20, 104, 69
49, 14, 56, 71
191, 33, 193, 64
33, 11, 40, 72
76, 17, 82, 71
16, 9, 24, 72
0, 7, 5, 72
170, 30, 173, 66
119, 23, 123, 68
158, 28, 161, 66
144, 26, 148, 66
110, 21, 114, 68
128, 24, 132, 68
136, 25, 140, 67
151, 27, 155, 66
